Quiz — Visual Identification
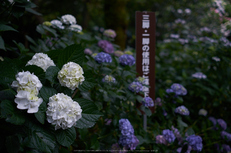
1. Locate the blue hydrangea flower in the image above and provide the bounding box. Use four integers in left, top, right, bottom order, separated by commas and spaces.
128, 81, 143, 93
162, 129, 176, 143
155, 135, 167, 145
94, 52, 112, 63
98, 40, 114, 54
171, 126, 183, 144
166, 83, 187, 96
142, 97, 154, 107
119, 54, 135, 66
102, 75, 116, 83
119, 119, 134, 136
119, 134, 139, 151
221, 144, 231, 152
155, 97, 162, 106
186, 135, 203, 152
192, 72, 207, 79
217, 119, 227, 130
221, 131, 231, 141
175, 105, 190, 116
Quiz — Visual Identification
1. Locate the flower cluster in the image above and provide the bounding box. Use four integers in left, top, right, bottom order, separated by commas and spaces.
69, 24, 82, 32
128, 81, 143, 93
11, 71, 43, 113
175, 105, 190, 116
61, 14, 76, 25
155, 97, 162, 106
221, 131, 231, 141
142, 97, 154, 107
217, 119, 227, 130
102, 75, 116, 83
103, 29, 116, 38
46, 93, 82, 130
26, 53, 56, 72
51, 19, 64, 29
156, 135, 167, 145
212, 56, 221, 62
166, 83, 187, 96
119, 54, 135, 66
198, 109, 207, 116
192, 72, 207, 79
94, 52, 112, 63
98, 40, 114, 54
135, 77, 145, 84
186, 135, 203, 152
84, 48, 93, 55
58, 62, 85, 90
171, 126, 183, 144
221, 144, 231, 152
162, 129, 176, 143
118, 119, 139, 150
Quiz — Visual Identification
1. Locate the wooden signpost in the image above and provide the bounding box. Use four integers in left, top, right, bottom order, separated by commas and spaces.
136, 11, 156, 131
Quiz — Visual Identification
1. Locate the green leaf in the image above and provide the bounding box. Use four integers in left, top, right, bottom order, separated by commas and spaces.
0, 88, 16, 101
40, 86, 57, 103
144, 107, 152, 117
0, 36, 6, 50
34, 102, 46, 124
24, 65, 45, 80
25, 8, 42, 16
0, 24, 18, 32
25, 35, 37, 46
45, 66, 60, 86
57, 44, 85, 68
0, 100, 26, 125
74, 98, 102, 128
42, 25, 58, 37
27, 131, 56, 153
56, 127, 76, 147
6, 135, 21, 153
78, 81, 96, 92
36, 25, 45, 34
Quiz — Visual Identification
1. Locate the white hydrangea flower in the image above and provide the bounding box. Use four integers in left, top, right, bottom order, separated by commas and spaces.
51, 19, 64, 29
15, 90, 43, 113
58, 62, 85, 90
46, 93, 82, 130
26, 53, 56, 72
11, 71, 43, 113
61, 14, 76, 25
69, 24, 82, 32
212, 56, 221, 62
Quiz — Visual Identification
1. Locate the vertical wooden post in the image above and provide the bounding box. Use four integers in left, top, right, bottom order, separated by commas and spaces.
136, 11, 156, 131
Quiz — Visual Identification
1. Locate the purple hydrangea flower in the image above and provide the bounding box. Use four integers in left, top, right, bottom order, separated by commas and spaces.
94, 52, 112, 63
171, 126, 183, 144
221, 131, 231, 141
217, 119, 227, 130
98, 40, 114, 53
208, 117, 217, 126
192, 72, 207, 79
186, 135, 203, 152
119, 54, 135, 66
84, 48, 93, 55
155, 97, 162, 106
163, 109, 168, 116
162, 129, 176, 143
119, 134, 139, 151
111, 143, 127, 153
166, 83, 187, 96
221, 144, 231, 152
175, 105, 190, 116
119, 119, 134, 136
155, 135, 167, 145
142, 97, 154, 107
128, 81, 143, 93
105, 118, 112, 125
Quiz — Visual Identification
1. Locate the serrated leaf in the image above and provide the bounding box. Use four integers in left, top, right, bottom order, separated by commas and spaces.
57, 44, 85, 68
74, 98, 102, 128
0, 100, 26, 125
45, 66, 60, 86
56, 127, 76, 147
78, 81, 96, 92
0, 24, 18, 32
27, 131, 56, 153
0, 36, 6, 50
40, 86, 57, 103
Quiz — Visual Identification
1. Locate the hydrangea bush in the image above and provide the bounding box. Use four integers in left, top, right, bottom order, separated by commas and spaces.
1, 0, 231, 152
